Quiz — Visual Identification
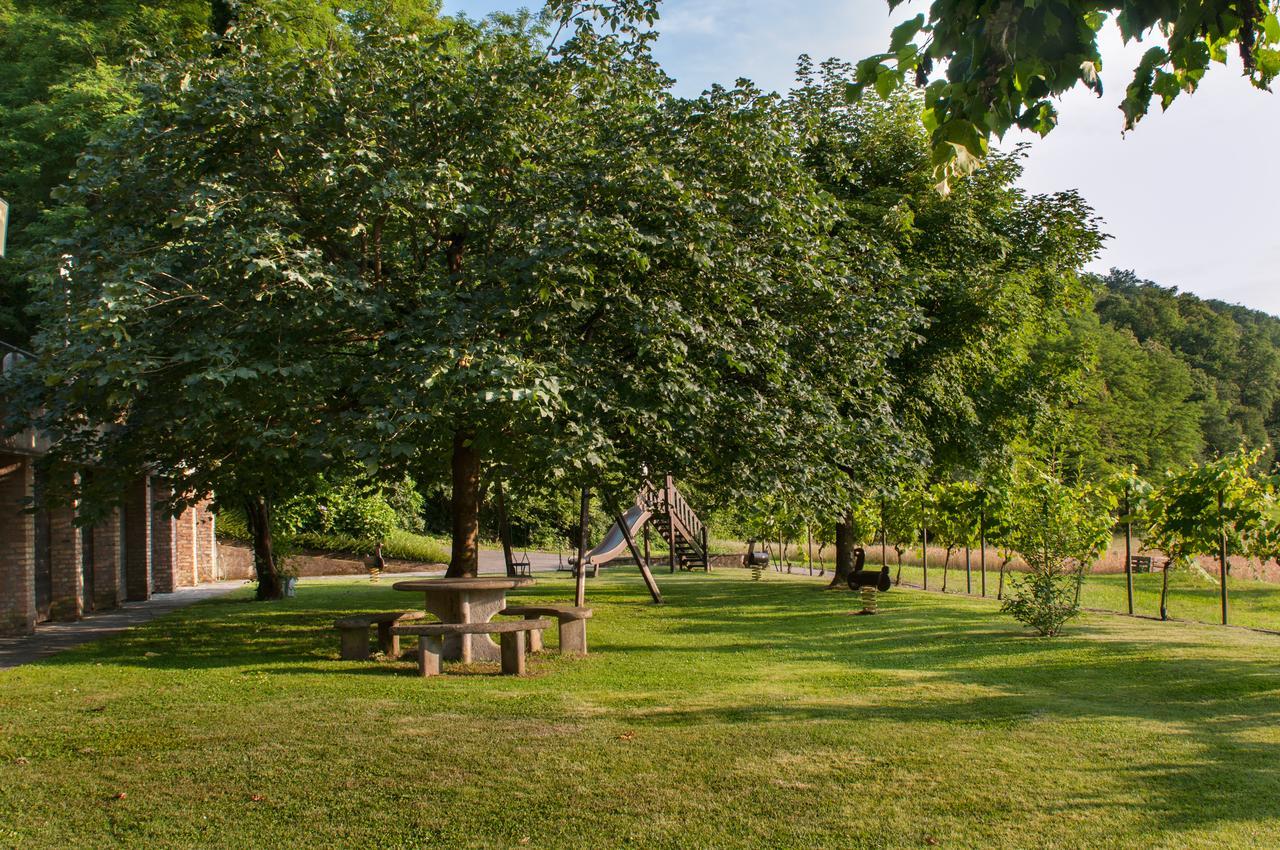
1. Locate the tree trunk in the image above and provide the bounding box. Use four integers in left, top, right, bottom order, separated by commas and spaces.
827, 512, 857, 588
942, 549, 952, 592
894, 549, 903, 586
244, 495, 282, 601
997, 557, 1010, 600
447, 430, 481, 578
574, 486, 590, 606
495, 479, 515, 578
1159, 557, 1171, 620
210, 0, 234, 36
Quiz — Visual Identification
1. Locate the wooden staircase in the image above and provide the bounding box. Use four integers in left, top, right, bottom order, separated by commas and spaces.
641, 475, 710, 572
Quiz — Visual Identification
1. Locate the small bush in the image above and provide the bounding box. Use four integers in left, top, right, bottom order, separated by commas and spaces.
1000, 570, 1079, 637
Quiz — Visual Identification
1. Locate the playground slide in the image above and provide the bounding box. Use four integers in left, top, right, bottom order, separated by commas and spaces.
580, 503, 652, 568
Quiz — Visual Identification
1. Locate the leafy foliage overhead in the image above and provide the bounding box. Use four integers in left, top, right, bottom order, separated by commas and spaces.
852, 0, 1280, 187
0, 0, 441, 344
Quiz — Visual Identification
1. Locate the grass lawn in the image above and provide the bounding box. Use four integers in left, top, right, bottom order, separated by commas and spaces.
3, 570, 1280, 848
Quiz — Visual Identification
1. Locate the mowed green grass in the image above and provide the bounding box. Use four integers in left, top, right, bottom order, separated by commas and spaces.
3, 571, 1280, 849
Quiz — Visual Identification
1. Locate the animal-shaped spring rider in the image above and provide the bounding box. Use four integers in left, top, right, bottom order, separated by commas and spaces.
846, 547, 891, 614
743, 541, 770, 581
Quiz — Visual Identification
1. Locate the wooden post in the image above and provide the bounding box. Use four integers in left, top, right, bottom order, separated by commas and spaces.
665, 475, 677, 574
880, 495, 888, 569
495, 480, 515, 578
574, 486, 590, 607
1124, 487, 1134, 616
979, 508, 987, 598
1219, 488, 1228, 626
807, 523, 813, 576
965, 544, 972, 595
615, 505, 662, 604
921, 514, 929, 591
643, 521, 651, 566
702, 526, 710, 571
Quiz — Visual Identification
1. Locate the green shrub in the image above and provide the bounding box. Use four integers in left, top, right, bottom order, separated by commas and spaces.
1000, 571, 1079, 637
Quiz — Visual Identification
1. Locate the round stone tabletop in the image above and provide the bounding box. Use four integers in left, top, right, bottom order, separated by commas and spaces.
392, 576, 535, 593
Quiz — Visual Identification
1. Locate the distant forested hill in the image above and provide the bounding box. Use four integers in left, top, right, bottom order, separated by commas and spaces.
1065, 269, 1280, 476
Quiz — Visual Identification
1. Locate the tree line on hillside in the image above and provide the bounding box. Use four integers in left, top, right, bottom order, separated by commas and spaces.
2, 0, 1264, 612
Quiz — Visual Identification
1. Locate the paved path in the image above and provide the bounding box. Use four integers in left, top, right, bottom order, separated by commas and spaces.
0, 581, 243, 669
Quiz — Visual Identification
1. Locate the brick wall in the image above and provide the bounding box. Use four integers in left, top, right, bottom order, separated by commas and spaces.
174, 504, 196, 588
48, 499, 83, 622
92, 508, 123, 611
150, 479, 176, 594
195, 501, 217, 582
124, 477, 152, 601
0, 455, 36, 636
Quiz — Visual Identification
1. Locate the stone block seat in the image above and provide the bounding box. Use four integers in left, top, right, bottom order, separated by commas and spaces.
335, 610, 425, 660
499, 604, 593, 655
393, 619, 552, 677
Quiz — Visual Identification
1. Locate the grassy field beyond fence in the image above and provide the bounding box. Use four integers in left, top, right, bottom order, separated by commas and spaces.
746, 538, 1280, 633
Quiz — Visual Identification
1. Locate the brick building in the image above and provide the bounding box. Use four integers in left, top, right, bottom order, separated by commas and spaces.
1, 347, 219, 636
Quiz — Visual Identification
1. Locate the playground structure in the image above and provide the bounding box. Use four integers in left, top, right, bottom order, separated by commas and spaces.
568, 476, 710, 603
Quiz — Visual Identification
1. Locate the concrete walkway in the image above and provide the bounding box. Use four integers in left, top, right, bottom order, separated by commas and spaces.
0, 581, 242, 669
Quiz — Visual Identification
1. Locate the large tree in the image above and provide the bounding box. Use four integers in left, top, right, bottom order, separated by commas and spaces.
789, 60, 1106, 576
7, 1, 903, 591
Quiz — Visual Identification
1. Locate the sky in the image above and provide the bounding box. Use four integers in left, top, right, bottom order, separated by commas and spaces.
444, 0, 1280, 316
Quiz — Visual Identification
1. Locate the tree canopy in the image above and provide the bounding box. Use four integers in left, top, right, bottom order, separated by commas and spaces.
0, 0, 441, 344
854, 0, 1280, 186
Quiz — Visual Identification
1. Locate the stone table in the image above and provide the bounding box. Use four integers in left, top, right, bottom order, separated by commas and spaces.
392, 576, 535, 663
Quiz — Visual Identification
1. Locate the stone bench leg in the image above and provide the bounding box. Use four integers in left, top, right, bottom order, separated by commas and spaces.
416, 636, 443, 677
524, 615, 544, 653
339, 626, 371, 661
559, 619, 587, 656
377, 622, 400, 657
499, 631, 527, 676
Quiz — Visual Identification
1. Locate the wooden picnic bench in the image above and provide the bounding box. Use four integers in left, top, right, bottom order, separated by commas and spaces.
500, 604, 593, 655
1130, 555, 1155, 572
334, 611, 425, 660
393, 619, 552, 677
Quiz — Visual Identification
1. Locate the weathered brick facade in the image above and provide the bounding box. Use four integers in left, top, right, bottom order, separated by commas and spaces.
150, 479, 177, 594
47, 499, 83, 621
171, 499, 219, 587
174, 503, 197, 588
92, 508, 124, 611
195, 501, 217, 582
124, 477, 152, 601
0, 455, 36, 635
0, 464, 218, 635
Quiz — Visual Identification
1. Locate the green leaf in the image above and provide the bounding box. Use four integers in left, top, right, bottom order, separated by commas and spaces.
889, 14, 925, 52
1265, 13, 1280, 44
875, 67, 902, 99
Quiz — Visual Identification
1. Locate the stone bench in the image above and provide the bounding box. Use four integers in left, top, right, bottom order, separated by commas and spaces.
335, 611, 425, 660
393, 619, 552, 677
500, 605, 593, 655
